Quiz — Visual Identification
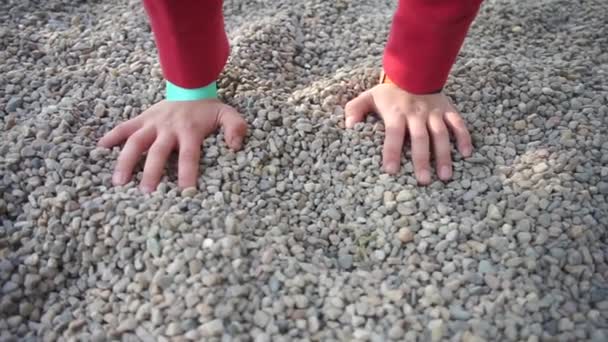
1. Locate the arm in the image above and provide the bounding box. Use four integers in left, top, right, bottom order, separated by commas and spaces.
383, 0, 483, 94
99, 0, 247, 192
345, 0, 483, 184
142, 0, 229, 89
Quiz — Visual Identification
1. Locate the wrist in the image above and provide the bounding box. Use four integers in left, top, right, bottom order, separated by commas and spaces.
166, 80, 218, 101
380, 70, 443, 95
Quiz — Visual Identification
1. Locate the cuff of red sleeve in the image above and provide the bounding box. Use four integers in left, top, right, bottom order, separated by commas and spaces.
379, 70, 443, 94
166, 80, 218, 101
382, 52, 449, 95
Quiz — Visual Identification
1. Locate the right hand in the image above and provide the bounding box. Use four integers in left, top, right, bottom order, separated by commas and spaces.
98, 99, 247, 193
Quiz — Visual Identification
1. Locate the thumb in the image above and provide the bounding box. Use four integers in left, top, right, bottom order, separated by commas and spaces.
219, 106, 248, 150
344, 90, 375, 128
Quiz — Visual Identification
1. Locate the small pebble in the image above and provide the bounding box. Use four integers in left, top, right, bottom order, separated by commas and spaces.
397, 227, 414, 243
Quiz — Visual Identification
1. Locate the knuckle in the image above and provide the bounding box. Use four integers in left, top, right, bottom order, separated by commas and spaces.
412, 149, 430, 164
453, 120, 465, 130
410, 103, 427, 115
112, 123, 129, 136
235, 119, 248, 132
344, 101, 355, 113
438, 160, 452, 168
226, 125, 246, 140
454, 125, 469, 137
384, 144, 401, 156
410, 130, 427, 142
173, 122, 192, 133
431, 125, 449, 138
114, 159, 131, 174
128, 135, 147, 149
435, 143, 452, 156
114, 122, 126, 131
114, 160, 128, 172
450, 116, 467, 130
148, 143, 164, 155
142, 162, 160, 179
116, 120, 131, 129
435, 146, 452, 159
390, 105, 407, 117
413, 156, 430, 167
180, 146, 199, 160
384, 124, 404, 135
157, 139, 175, 153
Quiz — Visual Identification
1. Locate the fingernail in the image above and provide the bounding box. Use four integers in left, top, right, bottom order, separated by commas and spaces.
439, 166, 452, 180
385, 162, 400, 174
418, 170, 431, 184
113, 172, 127, 185
345, 117, 354, 128
140, 185, 154, 193
462, 146, 473, 157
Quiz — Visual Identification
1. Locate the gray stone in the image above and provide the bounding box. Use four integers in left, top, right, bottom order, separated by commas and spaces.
396, 190, 415, 202
374, 249, 386, 261
6, 97, 22, 112
517, 232, 532, 244
486, 204, 502, 220
1, 1, 606, 340
388, 324, 405, 339
147, 238, 161, 257
254, 310, 270, 328
449, 305, 472, 320
445, 230, 458, 242
428, 319, 445, 342
338, 254, 353, 270
19, 302, 34, 317
166, 322, 182, 336
478, 260, 495, 274
558, 318, 574, 331
255, 333, 271, 342
117, 318, 137, 333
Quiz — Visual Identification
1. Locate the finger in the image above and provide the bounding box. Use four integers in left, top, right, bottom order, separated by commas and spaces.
112, 128, 156, 186
140, 134, 176, 193
382, 115, 407, 174
98, 119, 142, 148
219, 107, 248, 150
408, 118, 432, 185
177, 133, 202, 189
344, 90, 375, 128
444, 104, 473, 157
428, 112, 453, 181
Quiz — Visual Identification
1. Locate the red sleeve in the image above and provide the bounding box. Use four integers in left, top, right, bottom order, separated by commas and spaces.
383, 0, 483, 94
142, 0, 228, 88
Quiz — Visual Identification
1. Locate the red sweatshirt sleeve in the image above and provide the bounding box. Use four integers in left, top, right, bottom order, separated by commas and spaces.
142, 0, 228, 88
383, 0, 483, 94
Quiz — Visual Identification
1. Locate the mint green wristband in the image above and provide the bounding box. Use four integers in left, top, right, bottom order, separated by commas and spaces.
166, 80, 218, 101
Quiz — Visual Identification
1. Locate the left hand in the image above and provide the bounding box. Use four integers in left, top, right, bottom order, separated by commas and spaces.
344, 83, 473, 185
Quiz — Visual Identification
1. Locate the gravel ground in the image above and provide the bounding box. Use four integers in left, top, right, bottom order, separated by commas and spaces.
1, 0, 608, 341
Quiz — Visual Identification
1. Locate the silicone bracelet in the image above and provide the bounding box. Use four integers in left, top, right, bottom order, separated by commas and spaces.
166, 80, 218, 101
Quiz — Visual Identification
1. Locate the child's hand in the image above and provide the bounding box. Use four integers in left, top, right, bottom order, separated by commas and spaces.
344, 84, 473, 185
98, 99, 247, 192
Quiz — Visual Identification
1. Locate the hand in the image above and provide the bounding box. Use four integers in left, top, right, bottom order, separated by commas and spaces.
98, 99, 247, 192
344, 84, 473, 185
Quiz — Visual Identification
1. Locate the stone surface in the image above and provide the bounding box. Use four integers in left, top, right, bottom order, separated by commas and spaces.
0, 0, 606, 341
